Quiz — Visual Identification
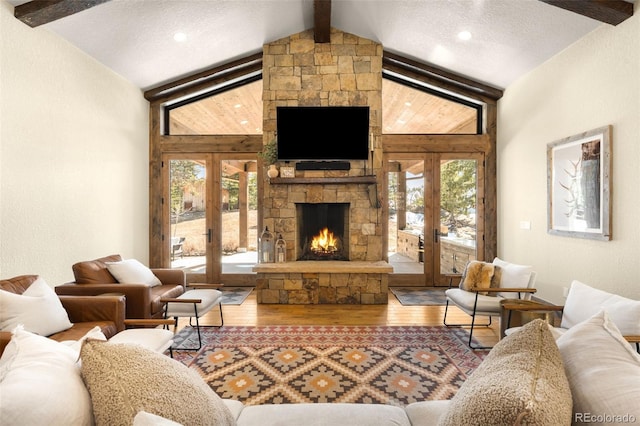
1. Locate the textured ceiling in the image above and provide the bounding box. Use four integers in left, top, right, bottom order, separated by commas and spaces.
8, 0, 610, 90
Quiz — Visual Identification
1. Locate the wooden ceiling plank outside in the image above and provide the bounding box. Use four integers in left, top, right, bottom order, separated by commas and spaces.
14, 0, 111, 27
540, 0, 633, 26
314, 0, 332, 43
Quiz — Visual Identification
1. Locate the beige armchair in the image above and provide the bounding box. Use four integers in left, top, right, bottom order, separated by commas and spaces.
443, 257, 537, 349
54, 254, 186, 320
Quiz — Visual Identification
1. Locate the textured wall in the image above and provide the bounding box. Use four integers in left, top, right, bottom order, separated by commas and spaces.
497, 7, 639, 303
0, 1, 149, 286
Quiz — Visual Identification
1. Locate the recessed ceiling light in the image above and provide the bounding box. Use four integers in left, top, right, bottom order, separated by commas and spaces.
404, 102, 412, 107
173, 32, 187, 42
234, 104, 242, 108
458, 31, 472, 41
240, 120, 249, 125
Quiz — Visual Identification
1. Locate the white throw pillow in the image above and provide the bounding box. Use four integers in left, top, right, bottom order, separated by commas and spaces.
105, 258, 162, 287
0, 326, 93, 426
561, 280, 640, 335
556, 310, 640, 424
492, 257, 534, 299
0, 276, 73, 336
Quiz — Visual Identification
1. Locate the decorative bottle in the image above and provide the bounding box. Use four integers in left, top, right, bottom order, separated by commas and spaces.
275, 234, 287, 263
259, 226, 275, 263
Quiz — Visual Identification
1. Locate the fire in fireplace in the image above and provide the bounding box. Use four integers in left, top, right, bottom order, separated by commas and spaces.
296, 203, 349, 261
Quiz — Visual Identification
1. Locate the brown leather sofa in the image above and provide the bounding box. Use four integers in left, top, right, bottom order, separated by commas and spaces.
0, 274, 125, 354
54, 254, 186, 320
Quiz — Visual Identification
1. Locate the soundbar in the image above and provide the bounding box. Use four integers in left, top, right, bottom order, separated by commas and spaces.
295, 161, 351, 171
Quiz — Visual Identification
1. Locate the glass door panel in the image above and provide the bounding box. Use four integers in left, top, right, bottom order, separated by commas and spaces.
220, 157, 258, 277
387, 158, 426, 282
437, 156, 481, 281
168, 158, 208, 279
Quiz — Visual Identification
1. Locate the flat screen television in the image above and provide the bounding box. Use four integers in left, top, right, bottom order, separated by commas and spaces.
276, 106, 370, 161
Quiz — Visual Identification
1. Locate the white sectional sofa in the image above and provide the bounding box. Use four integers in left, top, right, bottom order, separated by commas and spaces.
1, 282, 639, 426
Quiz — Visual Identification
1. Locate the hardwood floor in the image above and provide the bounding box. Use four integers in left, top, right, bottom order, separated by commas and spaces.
183, 289, 500, 349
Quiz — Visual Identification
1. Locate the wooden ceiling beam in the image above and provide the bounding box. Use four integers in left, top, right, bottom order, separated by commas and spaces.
14, 0, 111, 28
539, 0, 633, 26
314, 0, 332, 43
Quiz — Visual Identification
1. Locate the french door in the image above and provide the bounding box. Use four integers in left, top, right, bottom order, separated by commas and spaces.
163, 153, 258, 284
386, 153, 484, 286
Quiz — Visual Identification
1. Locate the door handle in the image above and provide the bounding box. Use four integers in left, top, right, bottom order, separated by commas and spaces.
434, 228, 442, 243
203, 229, 212, 243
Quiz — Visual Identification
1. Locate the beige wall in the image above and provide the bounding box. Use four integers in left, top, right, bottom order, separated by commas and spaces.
0, 1, 149, 286
497, 6, 639, 304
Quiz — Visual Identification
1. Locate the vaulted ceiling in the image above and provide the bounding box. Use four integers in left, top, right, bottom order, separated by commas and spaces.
9, 0, 634, 91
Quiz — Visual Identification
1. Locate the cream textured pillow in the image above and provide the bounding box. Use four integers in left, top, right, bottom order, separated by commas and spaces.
105, 258, 162, 287
0, 276, 73, 336
0, 326, 93, 426
556, 310, 640, 425
438, 319, 572, 426
80, 339, 235, 426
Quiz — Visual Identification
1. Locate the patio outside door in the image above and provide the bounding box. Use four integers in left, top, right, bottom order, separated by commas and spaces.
164, 153, 258, 284
386, 153, 483, 286
435, 154, 483, 285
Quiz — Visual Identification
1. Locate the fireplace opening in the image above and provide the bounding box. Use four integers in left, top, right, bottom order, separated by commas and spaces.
296, 203, 349, 261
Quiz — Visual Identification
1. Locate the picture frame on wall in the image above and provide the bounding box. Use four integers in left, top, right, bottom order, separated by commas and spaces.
547, 125, 612, 241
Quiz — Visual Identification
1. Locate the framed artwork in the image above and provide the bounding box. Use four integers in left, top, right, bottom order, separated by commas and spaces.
280, 166, 295, 178
547, 125, 612, 240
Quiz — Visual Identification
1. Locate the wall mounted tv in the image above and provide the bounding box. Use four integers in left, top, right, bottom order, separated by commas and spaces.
276, 106, 370, 161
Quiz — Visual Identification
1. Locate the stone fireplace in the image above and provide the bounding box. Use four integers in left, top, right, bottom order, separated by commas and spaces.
254, 28, 391, 304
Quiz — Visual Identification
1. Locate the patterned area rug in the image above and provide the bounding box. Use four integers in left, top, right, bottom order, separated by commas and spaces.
173, 326, 485, 407
220, 287, 253, 305
390, 287, 448, 306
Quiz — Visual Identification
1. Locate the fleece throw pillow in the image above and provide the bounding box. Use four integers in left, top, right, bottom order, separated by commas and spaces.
0, 276, 73, 336
80, 339, 235, 426
438, 319, 572, 426
459, 261, 495, 294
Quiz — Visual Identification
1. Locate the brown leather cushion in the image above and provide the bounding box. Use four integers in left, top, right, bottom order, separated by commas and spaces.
0, 275, 39, 294
72, 254, 122, 284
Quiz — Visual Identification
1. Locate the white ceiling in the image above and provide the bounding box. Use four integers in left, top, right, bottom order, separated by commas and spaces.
9, 0, 613, 91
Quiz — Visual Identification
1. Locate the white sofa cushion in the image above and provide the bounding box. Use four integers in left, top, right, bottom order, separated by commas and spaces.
235, 403, 411, 426
561, 280, 640, 335
105, 258, 162, 287
556, 310, 640, 424
0, 276, 73, 336
492, 257, 534, 299
404, 400, 451, 426
0, 326, 93, 426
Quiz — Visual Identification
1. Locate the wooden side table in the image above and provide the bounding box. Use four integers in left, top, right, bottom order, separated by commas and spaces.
499, 299, 564, 339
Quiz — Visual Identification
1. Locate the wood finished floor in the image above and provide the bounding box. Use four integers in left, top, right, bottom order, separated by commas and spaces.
177, 289, 500, 349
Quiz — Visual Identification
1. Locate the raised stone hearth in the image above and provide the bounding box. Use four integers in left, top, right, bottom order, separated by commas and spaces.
254, 261, 392, 304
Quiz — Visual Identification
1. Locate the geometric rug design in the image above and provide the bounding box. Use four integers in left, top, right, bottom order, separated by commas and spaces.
220, 287, 254, 305
178, 326, 486, 407
390, 287, 448, 306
